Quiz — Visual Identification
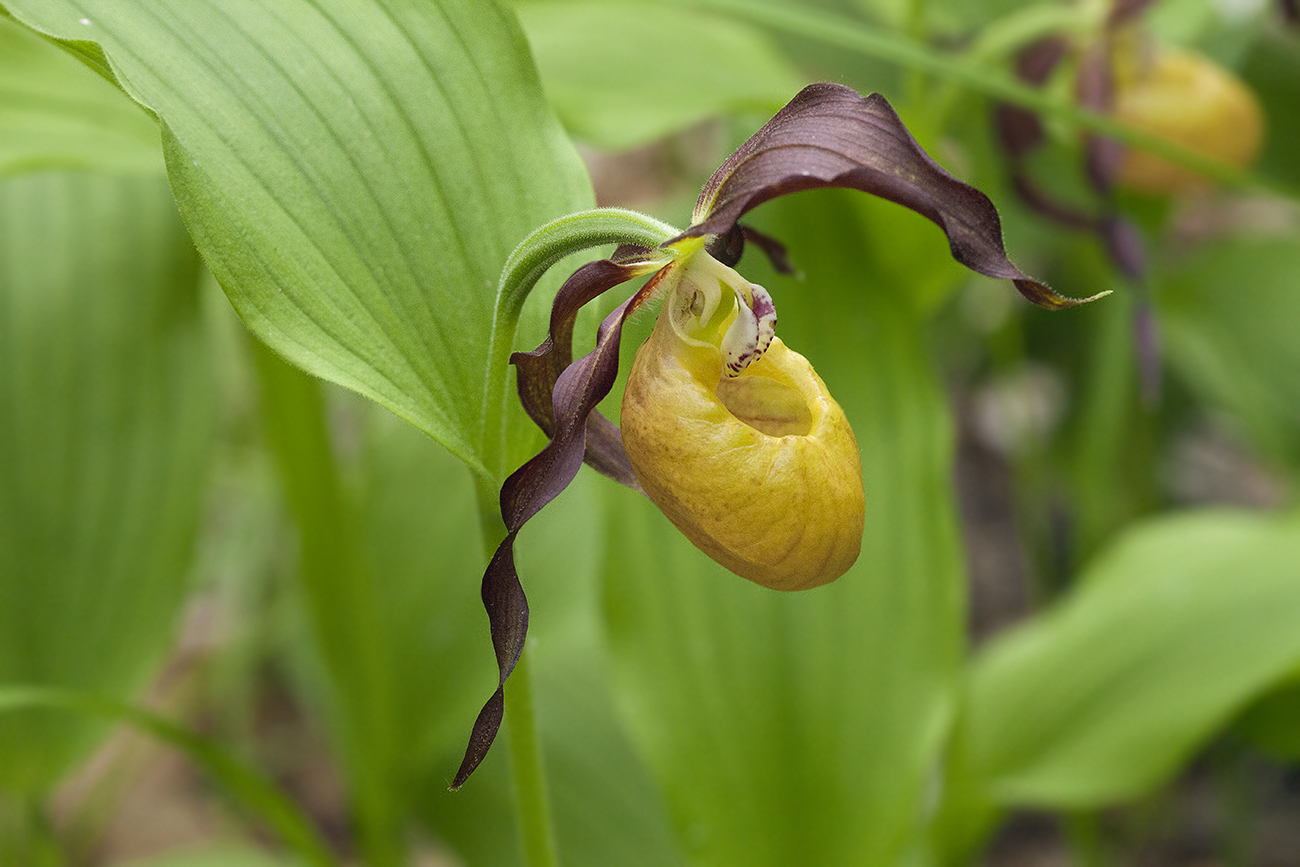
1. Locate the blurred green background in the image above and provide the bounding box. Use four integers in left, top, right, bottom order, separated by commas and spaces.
1, 0, 1298, 865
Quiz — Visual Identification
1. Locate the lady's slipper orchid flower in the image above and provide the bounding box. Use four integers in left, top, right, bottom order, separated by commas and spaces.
451, 83, 1101, 789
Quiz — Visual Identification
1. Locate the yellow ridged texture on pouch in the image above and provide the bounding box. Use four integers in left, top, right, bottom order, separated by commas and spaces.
621, 273, 864, 591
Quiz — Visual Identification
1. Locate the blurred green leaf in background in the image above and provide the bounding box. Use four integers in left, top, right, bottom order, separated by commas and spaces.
0, 181, 216, 867
0, 0, 1298, 865
0, 170, 213, 793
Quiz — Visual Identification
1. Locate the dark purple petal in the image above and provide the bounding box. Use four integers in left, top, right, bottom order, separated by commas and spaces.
450, 269, 667, 789
996, 103, 1047, 160
1100, 215, 1147, 282
513, 257, 661, 488
997, 41, 1067, 159
682, 83, 1101, 309
1017, 36, 1069, 85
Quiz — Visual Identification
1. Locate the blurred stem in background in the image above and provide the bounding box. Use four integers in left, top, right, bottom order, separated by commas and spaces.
904, 0, 930, 113
1069, 282, 1156, 568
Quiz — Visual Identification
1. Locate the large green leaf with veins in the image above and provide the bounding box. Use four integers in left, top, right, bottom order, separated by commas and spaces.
0, 171, 213, 793
4, 0, 594, 477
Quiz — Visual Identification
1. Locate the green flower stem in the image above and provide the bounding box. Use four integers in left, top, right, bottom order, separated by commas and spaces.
479, 208, 678, 480
505, 647, 558, 867
687, 0, 1293, 199
0, 687, 337, 867
472, 474, 559, 867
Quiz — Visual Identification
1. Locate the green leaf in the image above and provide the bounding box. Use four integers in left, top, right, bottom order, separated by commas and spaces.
1242, 33, 1300, 188
4, 0, 594, 477
0, 15, 160, 176
514, 0, 803, 150
1156, 235, 1300, 468
0, 171, 214, 793
601, 190, 965, 865
960, 510, 1300, 806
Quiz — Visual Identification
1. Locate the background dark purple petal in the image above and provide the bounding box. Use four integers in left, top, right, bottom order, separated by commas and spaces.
684, 83, 1100, 309
996, 39, 1067, 159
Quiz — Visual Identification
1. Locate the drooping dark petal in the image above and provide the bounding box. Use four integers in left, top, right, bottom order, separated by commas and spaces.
682, 82, 1101, 308
512, 256, 664, 488
451, 269, 666, 789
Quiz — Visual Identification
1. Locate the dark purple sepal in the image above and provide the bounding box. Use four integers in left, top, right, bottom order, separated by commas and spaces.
705, 223, 796, 275
450, 271, 665, 789
682, 83, 1098, 308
